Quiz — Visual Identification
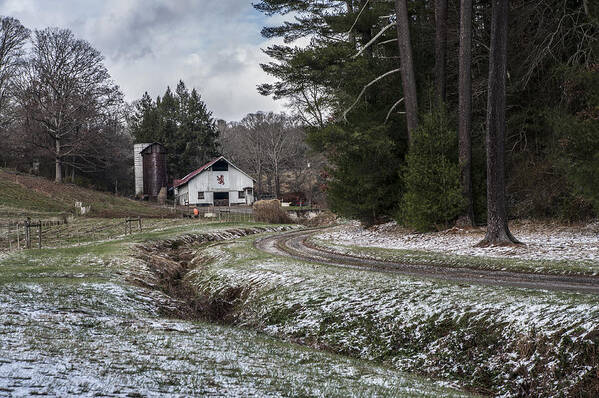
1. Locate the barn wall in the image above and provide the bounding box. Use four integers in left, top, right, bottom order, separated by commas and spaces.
183, 166, 254, 205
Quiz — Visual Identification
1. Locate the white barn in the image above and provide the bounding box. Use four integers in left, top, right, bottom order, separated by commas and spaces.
173, 156, 255, 206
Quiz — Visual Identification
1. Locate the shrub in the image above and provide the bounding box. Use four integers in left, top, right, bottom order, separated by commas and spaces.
552, 113, 599, 214
550, 66, 599, 216
307, 123, 406, 226
253, 200, 293, 224
398, 111, 466, 231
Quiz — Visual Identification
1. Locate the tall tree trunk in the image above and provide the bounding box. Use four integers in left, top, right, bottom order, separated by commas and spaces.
257, 163, 263, 200
55, 138, 62, 183
479, 0, 519, 246
458, 0, 475, 226
275, 164, 280, 199
394, 0, 419, 142
434, 0, 448, 105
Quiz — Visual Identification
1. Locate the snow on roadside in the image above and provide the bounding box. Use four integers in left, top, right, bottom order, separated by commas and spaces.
317, 221, 599, 263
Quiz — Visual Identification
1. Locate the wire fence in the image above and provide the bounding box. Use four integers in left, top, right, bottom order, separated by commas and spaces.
0, 208, 256, 253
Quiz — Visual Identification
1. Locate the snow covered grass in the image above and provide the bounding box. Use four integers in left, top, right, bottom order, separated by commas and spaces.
187, 235, 599, 397
311, 221, 599, 275
0, 223, 468, 397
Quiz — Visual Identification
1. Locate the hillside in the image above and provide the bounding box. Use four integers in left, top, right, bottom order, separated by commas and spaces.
0, 169, 175, 219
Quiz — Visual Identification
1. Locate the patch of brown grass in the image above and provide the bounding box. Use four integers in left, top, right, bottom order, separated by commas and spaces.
253, 200, 293, 224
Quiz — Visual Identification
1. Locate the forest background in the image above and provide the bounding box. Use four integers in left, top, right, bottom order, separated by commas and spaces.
0, 0, 597, 232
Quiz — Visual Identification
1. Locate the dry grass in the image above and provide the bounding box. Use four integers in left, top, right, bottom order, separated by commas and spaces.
0, 169, 175, 218
253, 200, 293, 224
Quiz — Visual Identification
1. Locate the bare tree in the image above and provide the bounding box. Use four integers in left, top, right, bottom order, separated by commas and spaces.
15, 28, 121, 183
221, 114, 267, 199
394, 0, 418, 141
261, 113, 304, 198
479, 0, 520, 246
0, 17, 29, 126
287, 84, 333, 129
458, 0, 475, 226
220, 112, 306, 199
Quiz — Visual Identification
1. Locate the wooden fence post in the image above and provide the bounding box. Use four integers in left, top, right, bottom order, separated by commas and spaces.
7, 223, 12, 250
38, 220, 42, 249
25, 219, 31, 249
17, 223, 20, 250
138, 217, 142, 232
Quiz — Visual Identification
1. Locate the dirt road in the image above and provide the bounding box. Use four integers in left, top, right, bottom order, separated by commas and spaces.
255, 228, 599, 295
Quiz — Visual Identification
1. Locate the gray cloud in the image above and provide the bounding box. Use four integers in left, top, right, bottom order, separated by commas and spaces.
0, 0, 286, 121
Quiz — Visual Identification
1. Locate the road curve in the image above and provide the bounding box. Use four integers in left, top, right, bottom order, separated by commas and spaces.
255, 228, 599, 295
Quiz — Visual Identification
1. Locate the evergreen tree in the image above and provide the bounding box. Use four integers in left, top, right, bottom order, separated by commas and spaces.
130, 81, 219, 180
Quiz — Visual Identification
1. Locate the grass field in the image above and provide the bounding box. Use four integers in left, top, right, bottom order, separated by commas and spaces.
182, 234, 599, 397
0, 220, 471, 397
0, 169, 175, 219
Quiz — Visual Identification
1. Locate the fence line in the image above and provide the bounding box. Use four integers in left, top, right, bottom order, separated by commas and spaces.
0, 208, 256, 253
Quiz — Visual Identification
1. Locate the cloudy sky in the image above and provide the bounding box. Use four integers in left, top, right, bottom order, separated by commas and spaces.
0, 0, 289, 121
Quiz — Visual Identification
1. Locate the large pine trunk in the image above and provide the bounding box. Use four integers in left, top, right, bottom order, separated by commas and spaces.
394, 0, 418, 141
434, 0, 448, 104
458, 0, 475, 226
479, 0, 519, 245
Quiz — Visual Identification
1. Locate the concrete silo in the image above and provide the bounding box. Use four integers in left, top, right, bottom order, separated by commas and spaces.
133, 143, 151, 197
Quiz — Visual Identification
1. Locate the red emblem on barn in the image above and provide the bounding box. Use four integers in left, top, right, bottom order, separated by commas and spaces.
216, 175, 225, 185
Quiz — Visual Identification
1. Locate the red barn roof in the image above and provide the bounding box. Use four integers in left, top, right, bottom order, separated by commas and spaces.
173, 156, 223, 188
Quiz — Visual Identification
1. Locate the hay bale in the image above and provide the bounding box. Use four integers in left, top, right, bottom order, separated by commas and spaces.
253, 200, 293, 224
157, 187, 167, 205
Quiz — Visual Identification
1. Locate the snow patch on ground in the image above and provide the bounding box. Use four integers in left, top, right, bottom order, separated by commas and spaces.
190, 238, 599, 396
317, 221, 599, 263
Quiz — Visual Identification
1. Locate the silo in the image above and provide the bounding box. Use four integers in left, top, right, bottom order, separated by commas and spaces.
141, 143, 168, 199
134, 143, 151, 197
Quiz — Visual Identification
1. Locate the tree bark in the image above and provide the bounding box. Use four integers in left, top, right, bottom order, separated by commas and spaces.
394, 0, 418, 142
257, 163, 263, 200
458, 0, 475, 226
55, 138, 62, 183
434, 0, 448, 105
479, 0, 519, 246
275, 166, 281, 199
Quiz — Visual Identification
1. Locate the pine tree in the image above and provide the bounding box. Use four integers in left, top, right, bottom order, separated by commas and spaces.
130, 81, 219, 180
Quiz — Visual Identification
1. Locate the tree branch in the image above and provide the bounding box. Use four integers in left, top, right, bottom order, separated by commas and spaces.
353, 22, 397, 58
384, 97, 404, 123
347, 0, 370, 34
342, 68, 401, 121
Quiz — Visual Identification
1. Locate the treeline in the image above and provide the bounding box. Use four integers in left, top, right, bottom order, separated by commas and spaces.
0, 17, 131, 192
0, 16, 223, 197
128, 81, 219, 181
254, 0, 599, 236
219, 112, 324, 204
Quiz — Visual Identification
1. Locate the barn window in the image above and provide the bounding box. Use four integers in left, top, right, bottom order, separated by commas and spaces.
198, 191, 204, 200
212, 159, 228, 171
238, 190, 245, 199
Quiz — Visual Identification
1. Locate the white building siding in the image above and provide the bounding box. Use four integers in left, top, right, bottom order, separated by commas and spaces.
176, 161, 254, 206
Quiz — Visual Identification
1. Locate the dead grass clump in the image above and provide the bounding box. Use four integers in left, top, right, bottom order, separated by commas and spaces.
300, 210, 337, 227
253, 200, 293, 224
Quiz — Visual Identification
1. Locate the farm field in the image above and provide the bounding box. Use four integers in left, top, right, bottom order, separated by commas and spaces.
183, 230, 599, 397
0, 220, 470, 397
0, 169, 176, 219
